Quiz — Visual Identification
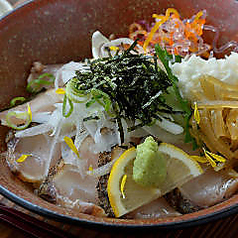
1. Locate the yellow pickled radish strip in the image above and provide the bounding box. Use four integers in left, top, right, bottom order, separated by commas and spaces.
143, 19, 165, 52
109, 46, 119, 51
208, 152, 226, 163
203, 151, 216, 167
120, 174, 127, 199
16, 154, 31, 163
64, 136, 80, 159
143, 8, 180, 51
194, 10, 204, 21
27, 103, 32, 121
55, 88, 66, 94
202, 148, 226, 168
153, 8, 180, 20
192, 11, 206, 36
164, 8, 180, 18
194, 102, 201, 125
88, 165, 93, 172
191, 155, 207, 163
204, 149, 226, 163
152, 13, 163, 19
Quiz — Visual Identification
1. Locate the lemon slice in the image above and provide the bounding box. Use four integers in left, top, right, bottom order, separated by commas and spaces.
107, 143, 203, 217
108, 147, 160, 217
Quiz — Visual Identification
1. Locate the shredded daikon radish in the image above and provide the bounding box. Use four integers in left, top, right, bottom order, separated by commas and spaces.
87, 159, 115, 177
155, 117, 184, 135
15, 123, 53, 138
54, 61, 90, 89
171, 53, 238, 101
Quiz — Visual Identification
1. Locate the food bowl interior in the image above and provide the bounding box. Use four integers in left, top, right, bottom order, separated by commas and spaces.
0, 0, 238, 228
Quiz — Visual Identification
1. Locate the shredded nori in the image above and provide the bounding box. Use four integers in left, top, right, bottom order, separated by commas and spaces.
66, 40, 182, 143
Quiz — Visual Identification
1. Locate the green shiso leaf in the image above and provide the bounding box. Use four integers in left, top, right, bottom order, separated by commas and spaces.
155, 44, 197, 147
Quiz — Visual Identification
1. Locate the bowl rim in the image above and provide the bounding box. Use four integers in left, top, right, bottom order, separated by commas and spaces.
1, 184, 238, 230
0, 0, 33, 22
0, 0, 238, 230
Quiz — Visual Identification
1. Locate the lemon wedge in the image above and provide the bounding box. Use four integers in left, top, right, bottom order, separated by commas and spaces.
107, 143, 203, 217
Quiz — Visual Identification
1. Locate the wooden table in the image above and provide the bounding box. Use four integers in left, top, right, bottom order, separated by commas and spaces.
0, 1, 238, 237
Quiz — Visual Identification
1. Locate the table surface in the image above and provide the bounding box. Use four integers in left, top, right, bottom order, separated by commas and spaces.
1, 1, 238, 237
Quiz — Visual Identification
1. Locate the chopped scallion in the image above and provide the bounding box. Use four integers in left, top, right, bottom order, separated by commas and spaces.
27, 73, 55, 93
6, 105, 32, 130
10, 97, 26, 107
62, 95, 73, 118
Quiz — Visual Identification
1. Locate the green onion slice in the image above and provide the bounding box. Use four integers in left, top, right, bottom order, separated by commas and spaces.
26, 73, 55, 93
6, 104, 32, 130
65, 77, 89, 103
10, 97, 26, 107
62, 95, 74, 118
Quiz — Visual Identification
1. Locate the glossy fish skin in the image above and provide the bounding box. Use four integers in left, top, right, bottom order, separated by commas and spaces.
165, 168, 238, 213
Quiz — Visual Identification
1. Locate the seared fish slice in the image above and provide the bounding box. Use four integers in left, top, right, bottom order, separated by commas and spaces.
38, 136, 105, 217
165, 168, 238, 213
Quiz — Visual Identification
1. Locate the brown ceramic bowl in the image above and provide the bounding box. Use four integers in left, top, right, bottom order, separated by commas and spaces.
0, 0, 238, 229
